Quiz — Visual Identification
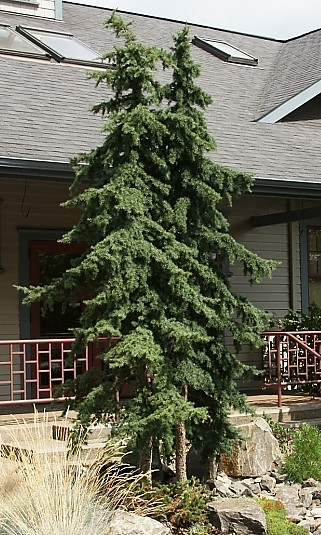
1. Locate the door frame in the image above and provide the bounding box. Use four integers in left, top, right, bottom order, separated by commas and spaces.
18, 229, 67, 339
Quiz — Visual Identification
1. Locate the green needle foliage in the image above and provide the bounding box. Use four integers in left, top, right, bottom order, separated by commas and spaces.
19, 13, 276, 478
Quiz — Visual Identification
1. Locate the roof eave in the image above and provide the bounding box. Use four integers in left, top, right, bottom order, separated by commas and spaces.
253, 177, 321, 198
1, 159, 321, 199
0, 157, 74, 181
257, 78, 321, 123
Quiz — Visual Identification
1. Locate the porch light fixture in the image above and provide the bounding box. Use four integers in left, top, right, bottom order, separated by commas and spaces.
193, 36, 258, 66
0, 199, 4, 274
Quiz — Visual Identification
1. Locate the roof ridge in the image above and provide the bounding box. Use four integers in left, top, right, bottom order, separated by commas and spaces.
255, 43, 286, 119
283, 26, 321, 43
62, 0, 282, 43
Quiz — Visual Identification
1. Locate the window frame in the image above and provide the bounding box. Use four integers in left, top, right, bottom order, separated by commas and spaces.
0, 24, 49, 60
16, 25, 103, 66
300, 219, 321, 312
193, 35, 258, 66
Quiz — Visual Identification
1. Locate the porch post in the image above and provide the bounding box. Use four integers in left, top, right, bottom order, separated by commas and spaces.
276, 334, 282, 408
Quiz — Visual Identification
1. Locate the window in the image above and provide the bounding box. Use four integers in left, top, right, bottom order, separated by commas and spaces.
193, 36, 258, 66
16, 26, 102, 65
307, 226, 321, 306
0, 25, 48, 58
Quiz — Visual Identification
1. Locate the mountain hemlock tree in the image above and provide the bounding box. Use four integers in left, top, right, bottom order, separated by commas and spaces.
19, 14, 276, 481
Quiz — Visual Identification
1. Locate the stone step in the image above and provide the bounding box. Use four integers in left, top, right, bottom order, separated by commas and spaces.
282, 417, 321, 428
0, 421, 111, 464
230, 399, 321, 427
51, 422, 112, 443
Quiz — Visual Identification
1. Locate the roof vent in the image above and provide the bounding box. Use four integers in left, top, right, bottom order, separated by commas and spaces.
193, 36, 258, 66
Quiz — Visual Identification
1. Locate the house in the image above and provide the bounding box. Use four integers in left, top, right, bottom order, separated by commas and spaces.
1, 0, 321, 405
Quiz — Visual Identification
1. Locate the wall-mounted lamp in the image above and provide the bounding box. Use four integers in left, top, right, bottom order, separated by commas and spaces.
0, 199, 4, 274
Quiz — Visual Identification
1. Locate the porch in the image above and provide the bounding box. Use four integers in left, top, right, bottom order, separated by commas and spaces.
1, 331, 321, 412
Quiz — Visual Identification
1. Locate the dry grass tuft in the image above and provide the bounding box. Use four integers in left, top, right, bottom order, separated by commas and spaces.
0, 410, 152, 535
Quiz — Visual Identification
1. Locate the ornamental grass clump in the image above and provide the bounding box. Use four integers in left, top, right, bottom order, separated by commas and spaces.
284, 424, 321, 483
0, 412, 150, 535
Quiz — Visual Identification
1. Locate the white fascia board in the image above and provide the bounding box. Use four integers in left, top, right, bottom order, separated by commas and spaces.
258, 78, 321, 123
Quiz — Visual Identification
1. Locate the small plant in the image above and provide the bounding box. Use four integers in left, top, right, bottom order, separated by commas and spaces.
280, 303, 321, 331
284, 424, 321, 483
145, 478, 211, 534
257, 497, 309, 535
262, 413, 297, 453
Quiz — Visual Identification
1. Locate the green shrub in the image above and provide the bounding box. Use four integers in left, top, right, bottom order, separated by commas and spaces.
149, 478, 211, 534
284, 424, 321, 483
257, 497, 309, 535
280, 303, 321, 331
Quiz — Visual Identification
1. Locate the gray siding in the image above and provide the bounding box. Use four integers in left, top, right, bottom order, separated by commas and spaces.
229, 195, 301, 388
0, 178, 78, 340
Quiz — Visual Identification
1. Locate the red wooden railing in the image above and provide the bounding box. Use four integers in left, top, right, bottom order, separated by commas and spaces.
262, 331, 321, 407
3, 333, 321, 409
0, 338, 111, 406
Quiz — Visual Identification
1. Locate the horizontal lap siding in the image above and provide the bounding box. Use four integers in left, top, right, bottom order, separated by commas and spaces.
230, 196, 292, 318
0, 178, 78, 341
228, 196, 301, 388
0, 182, 303, 392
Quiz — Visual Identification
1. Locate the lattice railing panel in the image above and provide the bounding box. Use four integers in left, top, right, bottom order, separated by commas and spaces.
0, 338, 90, 405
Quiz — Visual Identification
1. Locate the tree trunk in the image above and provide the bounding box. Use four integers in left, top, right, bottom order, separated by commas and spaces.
175, 420, 187, 481
175, 383, 188, 481
138, 438, 152, 485
152, 440, 163, 482
114, 377, 120, 422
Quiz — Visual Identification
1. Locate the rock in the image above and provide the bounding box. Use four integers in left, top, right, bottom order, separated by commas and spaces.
215, 479, 234, 497
311, 507, 321, 518
313, 488, 321, 500
299, 488, 313, 508
270, 470, 287, 483
303, 478, 319, 488
297, 519, 311, 532
275, 485, 306, 522
242, 479, 261, 496
107, 511, 171, 535
207, 497, 267, 535
229, 480, 253, 497
260, 475, 276, 493
219, 418, 282, 477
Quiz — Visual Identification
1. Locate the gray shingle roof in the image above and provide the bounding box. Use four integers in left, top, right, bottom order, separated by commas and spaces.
1, 2, 321, 184
258, 29, 321, 118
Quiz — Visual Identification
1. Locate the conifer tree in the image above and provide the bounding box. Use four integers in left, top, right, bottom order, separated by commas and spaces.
19, 14, 276, 480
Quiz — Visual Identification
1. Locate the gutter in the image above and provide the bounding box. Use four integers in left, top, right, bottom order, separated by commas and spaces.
252, 177, 321, 199
0, 157, 74, 182
1, 159, 321, 199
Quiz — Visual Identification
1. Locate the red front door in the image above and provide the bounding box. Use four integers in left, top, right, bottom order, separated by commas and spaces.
29, 240, 86, 338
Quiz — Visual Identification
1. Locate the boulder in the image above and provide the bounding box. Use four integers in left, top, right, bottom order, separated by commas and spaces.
107, 511, 171, 535
219, 417, 282, 477
207, 497, 266, 535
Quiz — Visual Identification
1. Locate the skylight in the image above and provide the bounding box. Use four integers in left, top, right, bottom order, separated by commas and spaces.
16, 26, 102, 65
0, 25, 48, 59
193, 36, 258, 66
